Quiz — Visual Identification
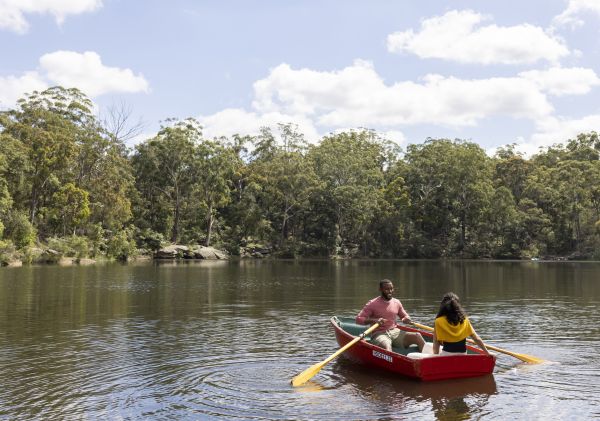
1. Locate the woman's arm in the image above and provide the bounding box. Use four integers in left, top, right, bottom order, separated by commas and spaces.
470, 328, 490, 355
433, 328, 441, 354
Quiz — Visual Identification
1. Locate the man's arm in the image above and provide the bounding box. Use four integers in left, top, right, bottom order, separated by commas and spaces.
397, 300, 412, 324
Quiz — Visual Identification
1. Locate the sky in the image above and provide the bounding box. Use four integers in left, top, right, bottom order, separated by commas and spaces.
2, 0, 600, 155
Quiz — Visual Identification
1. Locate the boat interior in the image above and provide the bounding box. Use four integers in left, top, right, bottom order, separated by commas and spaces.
333, 316, 479, 356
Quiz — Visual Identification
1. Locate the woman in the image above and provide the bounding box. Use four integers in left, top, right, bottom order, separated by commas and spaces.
433, 292, 489, 355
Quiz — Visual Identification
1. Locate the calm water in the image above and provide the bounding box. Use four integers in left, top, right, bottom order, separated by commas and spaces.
0, 260, 599, 420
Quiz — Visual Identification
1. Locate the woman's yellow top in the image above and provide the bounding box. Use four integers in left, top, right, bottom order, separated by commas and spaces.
434, 316, 474, 342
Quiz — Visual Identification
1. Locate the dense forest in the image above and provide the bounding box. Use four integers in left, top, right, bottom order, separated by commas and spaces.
1, 87, 599, 263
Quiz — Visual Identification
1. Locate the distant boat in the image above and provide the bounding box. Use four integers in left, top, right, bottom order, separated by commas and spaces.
331, 316, 496, 381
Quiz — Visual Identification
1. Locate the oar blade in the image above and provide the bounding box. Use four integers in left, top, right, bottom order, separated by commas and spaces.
291, 361, 325, 387
515, 353, 545, 364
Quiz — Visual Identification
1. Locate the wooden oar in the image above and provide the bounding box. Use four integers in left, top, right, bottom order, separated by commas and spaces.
412, 322, 544, 364
291, 323, 380, 387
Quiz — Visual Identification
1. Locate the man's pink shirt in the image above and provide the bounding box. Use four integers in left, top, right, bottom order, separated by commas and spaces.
356, 296, 409, 332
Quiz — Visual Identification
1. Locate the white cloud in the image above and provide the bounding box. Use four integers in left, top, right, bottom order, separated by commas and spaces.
0, 51, 149, 109
519, 67, 600, 96
553, 0, 600, 27
194, 61, 600, 150
387, 10, 569, 65
517, 114, 600, 156
40, 51, 149, 97
251, 60, 554, 129
198, 108, 321, 143
0, 0, 102, 33
0, 71, 47, 109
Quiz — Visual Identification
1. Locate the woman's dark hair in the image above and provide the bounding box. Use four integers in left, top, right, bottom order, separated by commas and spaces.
436, 292, 467, 325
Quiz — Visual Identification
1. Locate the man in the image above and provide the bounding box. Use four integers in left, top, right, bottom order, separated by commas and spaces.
356, 279, 425, 352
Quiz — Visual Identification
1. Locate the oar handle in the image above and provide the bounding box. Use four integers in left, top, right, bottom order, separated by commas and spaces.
322, 322, 379, 365
412, 322, 433, 331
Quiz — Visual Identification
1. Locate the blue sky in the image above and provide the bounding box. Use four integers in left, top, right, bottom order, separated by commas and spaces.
2, 0, 600, 155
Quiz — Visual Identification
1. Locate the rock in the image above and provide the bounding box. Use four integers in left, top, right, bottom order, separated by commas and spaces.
77, 258, 96, 265
57, 257, 74, 266
38, 248, 61, 263
156, 244, 228, 260
155, 245, 190, 259
191, 245, 229, 260
240, 244, 272, 258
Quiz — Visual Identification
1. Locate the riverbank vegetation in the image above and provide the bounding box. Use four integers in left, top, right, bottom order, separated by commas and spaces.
1, 87, 599, 263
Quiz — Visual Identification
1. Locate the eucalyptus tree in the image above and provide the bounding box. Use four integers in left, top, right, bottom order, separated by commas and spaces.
48, 182, 90, 236
192, 137, 238, 247
0, 87, 88, 227
131, 118, 199, 243
217, 134, 265, 249
308, 130, 387, 257
493, 144, 533, 204
0, 87, 135, 242
402, 139, 494, 257
0, 132, 23, 215
525, 135, 600, 255
371, 171, 411, 257
248, 124, 321, 253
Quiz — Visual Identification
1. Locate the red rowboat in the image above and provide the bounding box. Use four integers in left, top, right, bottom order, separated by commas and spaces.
332, 316, 496, 381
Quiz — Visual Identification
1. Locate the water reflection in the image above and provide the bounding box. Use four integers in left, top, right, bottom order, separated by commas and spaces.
328, 359, 497, 420
1, 260, 600, 419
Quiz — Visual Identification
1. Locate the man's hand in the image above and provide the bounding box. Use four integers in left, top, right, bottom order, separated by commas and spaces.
373, 317, 385, 325
402, 317, 413, 324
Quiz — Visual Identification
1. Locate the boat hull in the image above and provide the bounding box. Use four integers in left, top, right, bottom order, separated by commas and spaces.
332, 317, 496, 381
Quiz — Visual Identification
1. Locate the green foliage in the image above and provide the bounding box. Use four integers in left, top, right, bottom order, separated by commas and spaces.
106, 227, 137, 261
85, 223, 106, 257
48, 183, 90, 235
402, 139, 493, 257
248, 124, 321, 252
131, 118, 200, 243
4, 212, 36, 249
308, 129, 388, 256
0, 239, 16, 264
47, 235, 90, 258
2, 86, 600, 261
135, 228, 165, 252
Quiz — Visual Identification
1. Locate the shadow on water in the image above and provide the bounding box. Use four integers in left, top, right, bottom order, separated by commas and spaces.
326, 358, 498, 420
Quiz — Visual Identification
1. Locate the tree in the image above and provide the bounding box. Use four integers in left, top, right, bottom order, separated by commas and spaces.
132, 118, 199, 243
0, 87, 90, 226
248, 124, 320, 253
493, 144, 533, 204
402, 139, 493, 257
193, 138, 237, 246
308, 130, 387, 257
48, 183, 90, 235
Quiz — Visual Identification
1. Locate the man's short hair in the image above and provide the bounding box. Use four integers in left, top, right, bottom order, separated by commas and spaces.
379, 279, 393, 288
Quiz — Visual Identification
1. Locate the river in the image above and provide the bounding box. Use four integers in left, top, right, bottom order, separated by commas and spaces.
0, 260, 599, 420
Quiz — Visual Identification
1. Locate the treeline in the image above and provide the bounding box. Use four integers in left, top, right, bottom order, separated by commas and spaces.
1, 87, 599, 262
